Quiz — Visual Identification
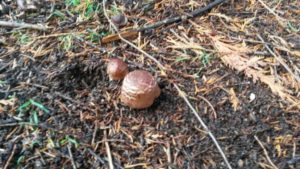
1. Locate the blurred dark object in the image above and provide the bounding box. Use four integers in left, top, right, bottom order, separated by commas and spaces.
287, 157, 300, 165
117, 0, 155, 12
111, 14, 128, 27
287, 35, 300, 50
0, 0, 10, 16
17, 0, 40, 11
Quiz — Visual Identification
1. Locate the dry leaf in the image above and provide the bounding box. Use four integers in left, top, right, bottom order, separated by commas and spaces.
211, 37, 300, 109
0, 98, 17, 106
0, 98, 17, 113
229, 88, 239, 111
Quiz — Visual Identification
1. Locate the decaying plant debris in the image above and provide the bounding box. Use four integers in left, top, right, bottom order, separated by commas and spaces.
1, 0, 300, 168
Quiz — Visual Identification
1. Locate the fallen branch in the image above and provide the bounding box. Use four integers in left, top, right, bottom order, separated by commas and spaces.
103, 1, 232, 169
0, 20, 49, 31
137, 0, 226, 32
101, 0, 226, 43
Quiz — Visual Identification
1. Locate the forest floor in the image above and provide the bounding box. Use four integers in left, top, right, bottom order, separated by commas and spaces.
1, 0, 300, 169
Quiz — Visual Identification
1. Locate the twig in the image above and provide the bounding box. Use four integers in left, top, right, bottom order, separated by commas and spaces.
101, 0, 226, 43
87, 147, 124, 169
1, 122, 38, 127
173, 84, 232, 168
67, 144, 77, 169
254, 135, 278, 169
136, 0, 226, 32
163, 143, 172, 169
293, 141, 296, 158
35, 32, 83, 39
3, 144, 17, 169
19, 82, 49, 90
86, 148, 106, 165
198, 95, 217, 119
124, 163, 149, 168
104, 130, 114, 169
256, 0, 287, 30
91, 122, 98, 146
95, 139, 124, 144
0, 20, 49, 31
257, 35, 300, 83
103, 1, 232, 169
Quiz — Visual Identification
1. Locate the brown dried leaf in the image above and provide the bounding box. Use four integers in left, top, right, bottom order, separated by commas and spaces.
0, 98, 17, 105
229, 88, 239, 111
0, 98, 17, 113
211, 37, 300, 108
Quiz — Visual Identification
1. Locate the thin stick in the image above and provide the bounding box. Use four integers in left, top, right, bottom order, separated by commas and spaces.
86, 148, 106, 165
198, 95, 217, 119
174, 84, 231, 168
164, 143, 172, 169
67, 144, 77, 169
0, 122, 26, 127
293, 141, 296, 158
104, 130, 114, 169
0, 20, 49, 31
91, 122, 98, 146
103, 1, 232, 169
254, 135, 278, 169
136, 0, 226, 32
257, 35, 300, 83
3, 144, 17, 169
256, 0, 287, 29
101, 0, 226, 43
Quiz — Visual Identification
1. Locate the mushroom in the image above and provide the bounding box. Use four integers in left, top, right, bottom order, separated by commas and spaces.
120, 70, 160, 109
111, 14, 127, 27
106, 58, 128, 80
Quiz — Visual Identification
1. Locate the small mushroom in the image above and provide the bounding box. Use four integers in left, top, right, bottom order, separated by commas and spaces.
120, 70, 160, 109
106, 58, 128, 80
111, 14, 127, 27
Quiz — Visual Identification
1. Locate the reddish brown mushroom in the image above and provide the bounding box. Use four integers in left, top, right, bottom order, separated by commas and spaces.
120, 70, 160, 109
106, 58, 128, 80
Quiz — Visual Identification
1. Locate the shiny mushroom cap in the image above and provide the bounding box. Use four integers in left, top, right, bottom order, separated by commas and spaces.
106, 58, 128, 80
120, 70, 160, 109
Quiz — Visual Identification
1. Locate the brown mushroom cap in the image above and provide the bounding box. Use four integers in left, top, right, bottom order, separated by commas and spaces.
120, 70, 160, 109
111, 14, 127, 27
106, 58, 128, 80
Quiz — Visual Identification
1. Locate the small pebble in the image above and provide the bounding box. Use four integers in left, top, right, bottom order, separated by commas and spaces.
238, 159, 244, 168
249, 93, 255, 102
